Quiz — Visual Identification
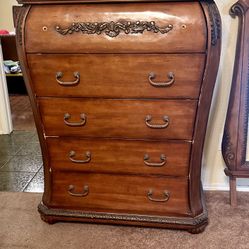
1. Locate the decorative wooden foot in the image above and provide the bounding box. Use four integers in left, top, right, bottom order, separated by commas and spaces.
40, 213, 57, 224
188, 222, 208, 234
230, 177, 237, 207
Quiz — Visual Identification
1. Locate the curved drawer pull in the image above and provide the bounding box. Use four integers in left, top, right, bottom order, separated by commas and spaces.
69, 150, 91, 163
147, 189, 170, 202
56, 71, 80, 86
144, 154, 166, 167
148, 72, 175, 87
64, 113, 86, 127
145, 115, 169, 129
68, 185, 89, 197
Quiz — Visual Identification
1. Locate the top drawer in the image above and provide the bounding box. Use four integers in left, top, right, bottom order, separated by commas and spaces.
25, 2, 207, 53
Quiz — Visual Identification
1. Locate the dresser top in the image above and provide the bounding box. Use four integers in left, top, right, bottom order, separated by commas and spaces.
17, 0, 199, 4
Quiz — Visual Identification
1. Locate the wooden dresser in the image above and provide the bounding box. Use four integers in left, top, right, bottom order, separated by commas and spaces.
14, 0, 221, 233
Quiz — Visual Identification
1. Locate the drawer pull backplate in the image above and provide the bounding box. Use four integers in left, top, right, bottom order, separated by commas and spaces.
148, 72, 175, 87
64, 113, 86, 127
145, 115, 169, 129
69, 150, 91, 164
144, 154, 167, 167
56, 71, 80, 86
68, 185, 89, 197
147, 189, 170, 202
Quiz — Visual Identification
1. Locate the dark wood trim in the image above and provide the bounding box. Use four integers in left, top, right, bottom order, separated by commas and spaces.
38, 187, 208, 234
221, 0, 249, 206
14, 5, 52, 206
224, 168, 249, 177
188, 0, 221, 216
18, 0, 199, 4
235, 1, 249, 169
16, 0, 220, 233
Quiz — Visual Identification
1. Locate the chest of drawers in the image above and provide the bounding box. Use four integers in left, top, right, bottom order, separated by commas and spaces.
14, 0, 221, 233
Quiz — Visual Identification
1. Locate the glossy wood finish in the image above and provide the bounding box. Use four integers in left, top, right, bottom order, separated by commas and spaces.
14, 0, 221, 233
25, 3, 207, 53
13, 5, 53, 207
27, 54, 205, 98
38, 98, 197, 139
47, 137, 191, 176
222, 0, 249, 207
188, 0, 221, 215
50, 171, 190, 216
18, 0, 200, 3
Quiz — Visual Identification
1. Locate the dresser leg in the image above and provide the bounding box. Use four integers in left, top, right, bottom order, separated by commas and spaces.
230, 177, 237, 207
188, 222, 208, 234
40, 213, 57, 224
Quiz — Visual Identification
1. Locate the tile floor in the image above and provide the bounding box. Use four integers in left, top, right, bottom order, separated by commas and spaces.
0, 130, 44, 192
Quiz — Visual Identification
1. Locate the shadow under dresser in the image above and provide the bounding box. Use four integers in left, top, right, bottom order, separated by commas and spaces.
13, 0, 221, 233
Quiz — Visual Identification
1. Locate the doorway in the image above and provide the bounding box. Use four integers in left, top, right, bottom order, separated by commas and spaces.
0, 35, 43, 193
1, 35, 35, 131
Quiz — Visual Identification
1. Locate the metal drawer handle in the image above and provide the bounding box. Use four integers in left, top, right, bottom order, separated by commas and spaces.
64, 113, 86, 127
145, 115, 169, 129
68, 185, 89, 197
147, 189, 170, 202
144, 154, 167, 167
69, 150, 91, 163
56, 71, 80, 86
148, 72, 175, 87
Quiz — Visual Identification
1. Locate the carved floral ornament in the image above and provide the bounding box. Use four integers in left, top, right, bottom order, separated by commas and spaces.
55, 21, 173, 38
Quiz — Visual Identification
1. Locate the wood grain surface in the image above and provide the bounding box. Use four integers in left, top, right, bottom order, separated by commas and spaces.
27, 54, 205, 98
38, 98, 197, 139
14, 0, 221, 232
50, 171, 190, 216
47, 137, 191, 176
25, 2, 206, 53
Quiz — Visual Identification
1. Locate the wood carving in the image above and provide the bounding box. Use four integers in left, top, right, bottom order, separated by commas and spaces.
15, 0, 221, 233
222, 0, 249, 206
55, 21, 173, 38
38, 202, 208, 226
14, 6, 30, 46
222, 130, 236, 168
206, 0, 221, 46
13, 6, 21, 29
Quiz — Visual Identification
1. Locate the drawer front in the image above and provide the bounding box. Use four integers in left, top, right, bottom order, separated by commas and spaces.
47, 138, 191, 176
38, 98, 197, 140
50, 172, 190, 216
28, 54, 205, 98
25, 3, 207, 53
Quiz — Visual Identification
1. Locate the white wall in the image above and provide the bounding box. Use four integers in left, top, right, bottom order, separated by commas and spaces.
0, 0, 19, 31
0, 41, 13, 134
201, 0, 249, 190
0, 0, 248, 190
0, 0, 17, 134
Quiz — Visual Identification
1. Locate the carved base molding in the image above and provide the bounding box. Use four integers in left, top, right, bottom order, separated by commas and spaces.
38, 202, 208, 233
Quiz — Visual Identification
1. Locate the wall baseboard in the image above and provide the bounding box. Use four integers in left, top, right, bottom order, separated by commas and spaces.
203, 184, 249, 192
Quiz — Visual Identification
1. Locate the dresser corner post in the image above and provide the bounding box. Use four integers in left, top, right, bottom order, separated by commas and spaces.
14, 3, 52, 205
188, 0, 222, 216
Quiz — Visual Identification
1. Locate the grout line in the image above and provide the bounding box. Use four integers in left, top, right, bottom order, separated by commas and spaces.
0, 156, 14, 169
0, 170, 41, 173
37, 165, 43, 172
22, 171, 38, 192
13, 144, 25, 156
